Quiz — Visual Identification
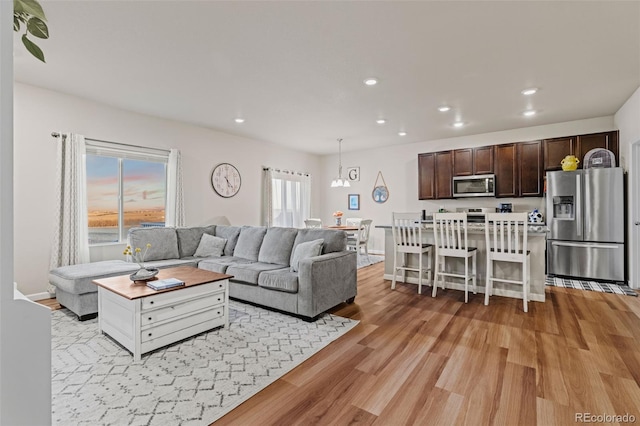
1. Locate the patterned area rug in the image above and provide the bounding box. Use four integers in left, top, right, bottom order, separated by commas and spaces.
52, 300, 358, 425
546, 276, 637, 297
357, 254, 385, 269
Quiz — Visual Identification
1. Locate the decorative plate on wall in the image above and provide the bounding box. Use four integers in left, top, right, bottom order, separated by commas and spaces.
372, 171, 389, 203
211, 163, 241, 198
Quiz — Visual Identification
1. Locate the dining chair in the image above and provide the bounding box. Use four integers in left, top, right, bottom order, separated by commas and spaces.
345, 217, 362, 226
484, 212, 530, 312
391, 213, 433, 294
347, 219, 373, 256
432, 212, 477, 302
304, 218, 322, 228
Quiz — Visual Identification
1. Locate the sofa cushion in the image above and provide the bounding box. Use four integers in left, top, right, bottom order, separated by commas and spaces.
194, 234, 227, 257
258, 227, 299, 266
198, 256, 254, 274
215, 225, 242, 256
291, 229, 346, 257
226, 262, 287, 285
290, 238, 324, 272
233, 226, 267, 261
128, 227, 179, 261
258, 269, 299, 293
49, 260, 139, 295
176, 225, 216, 258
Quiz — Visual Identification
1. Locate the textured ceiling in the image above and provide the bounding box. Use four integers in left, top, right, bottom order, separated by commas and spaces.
14, 1, 640, 154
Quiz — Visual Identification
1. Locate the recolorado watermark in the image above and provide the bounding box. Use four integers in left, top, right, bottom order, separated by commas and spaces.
575, 413, 636, 423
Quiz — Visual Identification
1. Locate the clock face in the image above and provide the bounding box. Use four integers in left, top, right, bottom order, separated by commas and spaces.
211, 163, 241, 198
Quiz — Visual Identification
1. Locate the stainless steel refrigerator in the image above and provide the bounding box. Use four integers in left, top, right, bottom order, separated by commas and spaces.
546, 168, 625, 282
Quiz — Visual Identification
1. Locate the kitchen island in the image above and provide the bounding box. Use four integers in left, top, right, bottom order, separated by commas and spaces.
376, 223, 548, 303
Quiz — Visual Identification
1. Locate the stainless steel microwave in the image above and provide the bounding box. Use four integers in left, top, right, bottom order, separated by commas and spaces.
452, 174, 496, 197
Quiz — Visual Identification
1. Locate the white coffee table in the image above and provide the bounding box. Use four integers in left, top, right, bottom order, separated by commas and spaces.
93, 266, 232, 361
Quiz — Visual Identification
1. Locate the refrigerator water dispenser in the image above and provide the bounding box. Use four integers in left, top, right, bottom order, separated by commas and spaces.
552, 196, 574, 219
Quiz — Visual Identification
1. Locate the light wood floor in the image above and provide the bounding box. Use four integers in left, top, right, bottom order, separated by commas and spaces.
216, 262, 640, 425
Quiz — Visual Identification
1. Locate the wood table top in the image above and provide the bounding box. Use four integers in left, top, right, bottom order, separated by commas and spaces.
93, 266, 232, 300
325, 225, 360, 231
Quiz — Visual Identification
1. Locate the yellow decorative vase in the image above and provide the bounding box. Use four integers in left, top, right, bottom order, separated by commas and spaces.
561, 155, 580, 171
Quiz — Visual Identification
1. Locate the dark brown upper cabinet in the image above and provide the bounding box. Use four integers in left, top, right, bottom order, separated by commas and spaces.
576, 132, 619, 167
494, 144, 518, 197
518, 140, 544, 197
544, 136, 575, 171
435, 151, 454, 199
418, 153, 435, 200
418, 151, 453, 199
544, 131, 619, 170
453, 146, 494, 176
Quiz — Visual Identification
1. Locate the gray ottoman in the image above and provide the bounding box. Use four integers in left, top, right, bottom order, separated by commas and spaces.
49, 260, 139, 320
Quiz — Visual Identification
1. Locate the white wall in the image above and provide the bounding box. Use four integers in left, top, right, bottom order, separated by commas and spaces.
319, 116, 616, 254
14, 83, 321, 297
614, 85, 640, 287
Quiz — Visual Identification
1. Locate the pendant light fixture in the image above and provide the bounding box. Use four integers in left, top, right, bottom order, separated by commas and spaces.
330, 138, 350, 188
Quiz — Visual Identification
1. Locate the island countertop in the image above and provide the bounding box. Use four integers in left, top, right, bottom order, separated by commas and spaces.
377, 223, 546, 303
375, 222, 548, 234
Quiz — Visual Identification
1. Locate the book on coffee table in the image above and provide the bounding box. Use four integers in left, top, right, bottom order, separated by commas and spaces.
147, 277, 185, 291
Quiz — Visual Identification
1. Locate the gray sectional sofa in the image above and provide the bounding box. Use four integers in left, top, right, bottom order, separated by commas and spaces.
50, 225, 357, 321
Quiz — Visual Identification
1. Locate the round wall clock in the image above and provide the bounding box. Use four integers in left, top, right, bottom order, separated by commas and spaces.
211, 163, 241, 198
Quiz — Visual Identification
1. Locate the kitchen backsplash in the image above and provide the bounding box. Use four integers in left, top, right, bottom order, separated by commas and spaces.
420, 196, 545, 214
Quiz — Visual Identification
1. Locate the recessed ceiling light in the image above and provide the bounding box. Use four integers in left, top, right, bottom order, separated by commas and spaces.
523, 110, 537, 117
398, 131, 407, 136
234, 118, 245, 123
521, 88, 538, 96
438, 106, 451, 112
364, 78, 378, 86
376, 119, 386, 124
453, 121, 465, 128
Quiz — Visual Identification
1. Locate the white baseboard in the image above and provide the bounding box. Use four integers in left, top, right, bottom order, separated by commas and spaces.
382, 274, 545, 303
25, 292, 52, 302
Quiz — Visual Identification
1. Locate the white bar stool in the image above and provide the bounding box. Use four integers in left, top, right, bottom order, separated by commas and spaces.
432, 212, 477, 303
391, 212, 433, 294
484, 212, 530, 312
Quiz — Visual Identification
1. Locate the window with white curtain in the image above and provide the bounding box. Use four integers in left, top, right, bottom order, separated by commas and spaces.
86, 141, 169, 244
263, 168, 311, 228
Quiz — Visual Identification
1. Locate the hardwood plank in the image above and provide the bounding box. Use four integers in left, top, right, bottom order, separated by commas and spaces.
493, 362, 537, 426
215, 262, 640, 425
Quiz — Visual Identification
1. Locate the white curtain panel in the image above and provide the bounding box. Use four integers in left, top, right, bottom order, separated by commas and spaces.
263, 168, 311, 228
50, 133, 90, 269
262, 168, 274, 227
166, 148, 185, 227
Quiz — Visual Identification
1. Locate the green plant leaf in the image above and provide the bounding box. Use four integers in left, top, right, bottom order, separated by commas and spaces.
14, 0, 46, 22
26, 17, 48, 39
14, 16, 20, 31
21, 34, 45, 63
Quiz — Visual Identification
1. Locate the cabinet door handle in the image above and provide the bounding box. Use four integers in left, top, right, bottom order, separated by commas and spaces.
148, 317, 152, 321
148, 333, 152, 337
150, 301, 154, 305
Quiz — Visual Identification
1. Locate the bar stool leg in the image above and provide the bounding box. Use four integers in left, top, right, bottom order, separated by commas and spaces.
391, 248, 397, 290
418, 252, 423, 295
485, 257, 492, 306
432, 251, 439, 297
464, 256, 469, 303
472, 252, 477, 294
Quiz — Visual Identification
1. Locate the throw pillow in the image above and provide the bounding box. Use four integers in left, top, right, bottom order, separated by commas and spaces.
290, 239, 324, 272
194, 234, 227, 258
